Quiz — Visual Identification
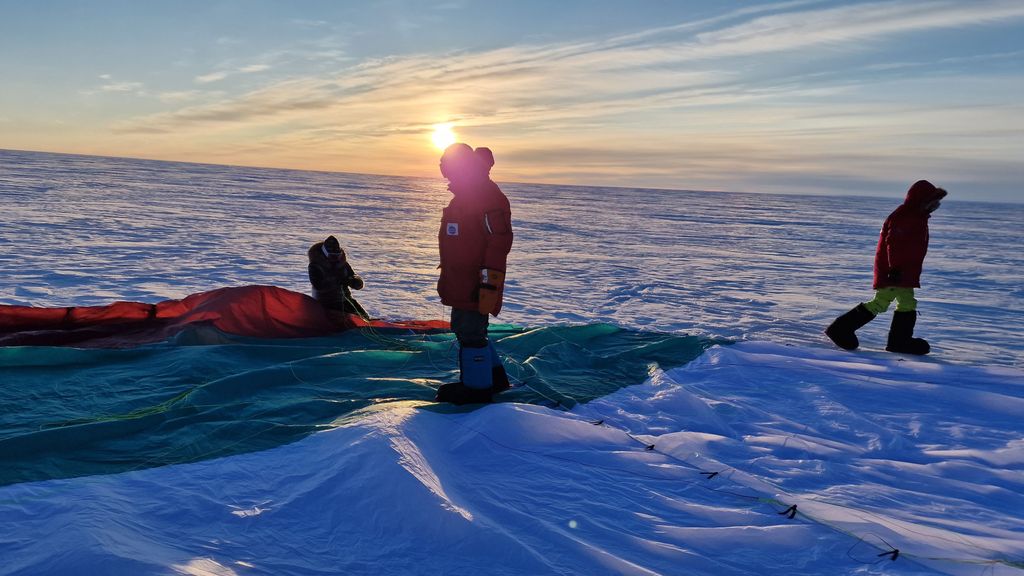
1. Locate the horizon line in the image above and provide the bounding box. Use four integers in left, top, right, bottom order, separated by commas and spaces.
2, 146, 1017, 206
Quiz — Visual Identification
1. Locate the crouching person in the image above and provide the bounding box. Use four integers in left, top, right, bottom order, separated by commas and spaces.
308, 235, 370, 322
434, 143, 514, 405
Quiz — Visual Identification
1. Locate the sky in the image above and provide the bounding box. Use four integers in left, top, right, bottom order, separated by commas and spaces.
1, 0, 1022, 202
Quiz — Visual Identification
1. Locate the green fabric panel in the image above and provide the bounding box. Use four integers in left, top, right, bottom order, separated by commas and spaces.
0, 324, 724, 487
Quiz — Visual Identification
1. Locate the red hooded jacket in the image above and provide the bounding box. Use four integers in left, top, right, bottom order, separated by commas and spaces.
873, 180, 946, 289
437, 178, 513, 314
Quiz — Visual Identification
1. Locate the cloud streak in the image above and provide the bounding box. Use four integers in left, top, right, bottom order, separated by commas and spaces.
91, 1, 1024, 199
123, 1, 1024, 128
195, 62, 273, 84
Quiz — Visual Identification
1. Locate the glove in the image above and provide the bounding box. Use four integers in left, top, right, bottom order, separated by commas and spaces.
886, 269, 902, 283
477, 268, 505, 315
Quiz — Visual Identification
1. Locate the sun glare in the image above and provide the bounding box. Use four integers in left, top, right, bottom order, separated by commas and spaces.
431, 124, 457, 150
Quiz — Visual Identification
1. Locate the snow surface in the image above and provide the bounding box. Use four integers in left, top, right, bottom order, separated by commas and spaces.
1, 149, 1023, 575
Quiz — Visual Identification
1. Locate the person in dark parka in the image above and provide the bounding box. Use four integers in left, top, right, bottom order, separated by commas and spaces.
825, 180, 947, 355
308, 235, 369, 321
433, 143, 514, 405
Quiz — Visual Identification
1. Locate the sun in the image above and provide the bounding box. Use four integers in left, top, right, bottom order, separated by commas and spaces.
431, 123, 457, 150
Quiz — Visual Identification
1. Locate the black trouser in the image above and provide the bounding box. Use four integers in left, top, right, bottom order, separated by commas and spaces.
450, 308, 489, 347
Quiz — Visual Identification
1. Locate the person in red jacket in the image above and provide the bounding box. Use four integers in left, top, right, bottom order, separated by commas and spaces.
434, 143, 514, 404
825, 180, 947, 355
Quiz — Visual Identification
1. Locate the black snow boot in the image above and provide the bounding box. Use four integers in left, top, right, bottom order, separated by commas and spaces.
491, 364, 511, 394
435, 373, 508, 405
825, 304, 876, 350
434, 382, 495, 405
885, 310, 930, 355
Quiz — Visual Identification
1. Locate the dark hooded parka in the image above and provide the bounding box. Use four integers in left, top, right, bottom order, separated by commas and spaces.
873, 180, 948, 289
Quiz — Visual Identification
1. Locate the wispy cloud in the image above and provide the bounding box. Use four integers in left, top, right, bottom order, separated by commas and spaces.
679, 0, 1024, 59
150, 3, 1018, 117
82, 75, 147, 97
191, 38, 351, 87
100, 81, 144, 93
195, 63, 272, 84
157, 90, 206, 103
102, 0, 1024, 195
195, 71, 230, 84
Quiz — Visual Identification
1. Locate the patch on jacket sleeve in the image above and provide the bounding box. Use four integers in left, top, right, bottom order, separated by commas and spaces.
446, 222, 459, 236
